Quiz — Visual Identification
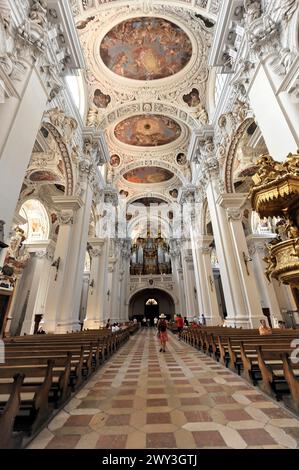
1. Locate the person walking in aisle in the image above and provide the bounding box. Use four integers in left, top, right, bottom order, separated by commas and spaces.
157, 313, 168, 352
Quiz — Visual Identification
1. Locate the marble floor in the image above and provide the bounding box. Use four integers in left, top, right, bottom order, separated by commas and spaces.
28, 329, 299, 449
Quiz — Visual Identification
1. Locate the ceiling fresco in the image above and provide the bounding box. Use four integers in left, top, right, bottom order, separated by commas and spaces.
123, 167, 174, 184
100, 17, 192, 81
114, 114, 181, 147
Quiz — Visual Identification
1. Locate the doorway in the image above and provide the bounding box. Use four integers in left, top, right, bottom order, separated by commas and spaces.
144, 298, 159, 325
129, 288, 175, 324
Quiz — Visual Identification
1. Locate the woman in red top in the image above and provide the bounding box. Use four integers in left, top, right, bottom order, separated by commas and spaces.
175, 314, 184, 340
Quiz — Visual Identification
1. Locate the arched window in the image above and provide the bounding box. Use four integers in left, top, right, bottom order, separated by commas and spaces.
19, 199, 49, 242
146, 299, 158, 306
65, 72, 86, 119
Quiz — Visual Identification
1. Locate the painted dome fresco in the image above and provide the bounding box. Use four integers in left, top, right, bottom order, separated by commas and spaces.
114, 115, 181, 147
100, 17, 192, 80
123, 167, 174, 184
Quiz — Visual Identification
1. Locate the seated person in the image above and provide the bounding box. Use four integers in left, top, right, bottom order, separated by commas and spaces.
258, 319, 272, 336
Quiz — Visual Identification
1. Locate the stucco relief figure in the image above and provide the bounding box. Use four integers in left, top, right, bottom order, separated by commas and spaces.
244, 0, 262, 23
0, 0, 16, 75
275, 0, 298, 24
7, 227, 26, 260
86, 106, 99, 127
48, 107, 65, 128
29, 0, 48, 27
4, 225, 30, 274
183, 88, 208, 123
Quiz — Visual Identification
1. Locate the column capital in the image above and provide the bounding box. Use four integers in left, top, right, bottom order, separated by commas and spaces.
87, 237, 106, 252
198, 235, 214, 250
217, 192, 248, 211
246, 234, 276, 256
52, 196, 83, 225
104, 186, 118, 206
25, 240, 55, 261
52, 195, 83, 211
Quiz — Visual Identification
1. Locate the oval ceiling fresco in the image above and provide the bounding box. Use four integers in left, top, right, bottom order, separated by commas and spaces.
114, 115, 181, 147
100, 17, 192, 80
123, 167, 174, 184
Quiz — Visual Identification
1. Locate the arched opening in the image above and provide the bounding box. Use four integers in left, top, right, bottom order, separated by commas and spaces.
129, 288, 175, 325
19, 199, 50, 242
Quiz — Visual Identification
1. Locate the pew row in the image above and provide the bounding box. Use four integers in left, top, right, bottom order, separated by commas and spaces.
181, 326, 299, 414
0, 325, 138, 448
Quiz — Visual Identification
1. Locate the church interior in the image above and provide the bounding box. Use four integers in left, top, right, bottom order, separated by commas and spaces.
1, 0, 299, 451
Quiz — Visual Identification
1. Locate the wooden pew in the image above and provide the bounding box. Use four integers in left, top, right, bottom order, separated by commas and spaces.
0, 360, 53, 435
256, 347, 299, 404
0, 374, 24, 449
282, 353, 299, 413
181, 325, 299, 412
0, 326, 135, 446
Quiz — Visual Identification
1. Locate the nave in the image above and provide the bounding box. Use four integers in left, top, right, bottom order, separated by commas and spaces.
29, 330, 299, 450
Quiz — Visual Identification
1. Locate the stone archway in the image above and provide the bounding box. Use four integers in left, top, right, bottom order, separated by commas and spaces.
129, 288, 176, 324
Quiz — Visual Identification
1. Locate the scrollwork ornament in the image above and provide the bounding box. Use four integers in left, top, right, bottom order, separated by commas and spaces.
227, 208, 243, 221
58, 210, 74, 225
89, 248, 102, 258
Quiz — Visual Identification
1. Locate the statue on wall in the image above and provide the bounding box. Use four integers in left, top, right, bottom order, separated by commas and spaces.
244, 0, 262, 23
7, 226, 26, 260
29, 0, 48, 28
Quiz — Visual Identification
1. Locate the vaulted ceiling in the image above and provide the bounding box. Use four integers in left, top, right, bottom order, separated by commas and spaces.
71, 0, 220, 238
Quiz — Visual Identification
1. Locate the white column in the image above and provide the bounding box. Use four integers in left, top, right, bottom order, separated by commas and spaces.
84, 238, 109, 329
20, 241, 55, 335
118, 239, 131, 322
43, 197, 82, 333
247, 234, 284, 326
207, 178, 264, 327
191, 231, 222, 326
108, 257, 120, 323
181, 245, 199, 319
57, 168, 94, 332
248, 62, 298, 160
218, 194, 264, 327
0, 66, 48, 240
206, 180, 250, 326
119, 264, 130, 322
79, 273, 90, 327
169, 240, 184, 317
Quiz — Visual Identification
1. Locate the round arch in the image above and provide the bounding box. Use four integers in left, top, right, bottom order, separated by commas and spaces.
223, 118, 255, 193
42, 122, 75, 196
126, 192, 176, 206
18, 198, 50, 242
128, 288, 177, 322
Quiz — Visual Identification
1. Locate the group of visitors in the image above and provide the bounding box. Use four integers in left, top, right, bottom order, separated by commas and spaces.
105, 319, 125, 332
